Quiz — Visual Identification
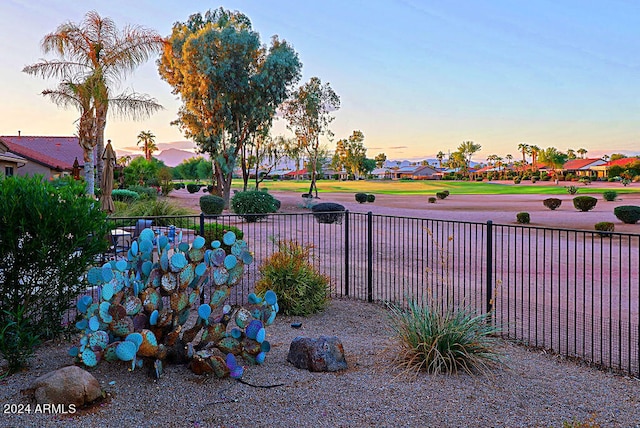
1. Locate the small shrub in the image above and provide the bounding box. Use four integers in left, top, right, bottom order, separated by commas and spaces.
186, 183, 201, 194
111, 188, 140, 203
613, 205, 640, 224
543, 198, 562, 211
516, 212, 530, 224
387, 298, 503, 375
367, 194, 376, 203
254, 240, 329, 316
531, 177, 538, 183
513, 178, 521, 184
594, 222, 615, 237
579, 177, 591, 186
565, 185, 579, 195
199, 194, 225, 216
436, 192, 448, 200
572, 196, 597, 212
127, 185, 158, 200
231, 190, 279, 222
311, 202, 345, 224
355, 193, 368, 203
428, 197, 437, 203
602, 191, 617, 202
173, 183, 182, 190
0, 306, 41, 374
442, 190, 450, 197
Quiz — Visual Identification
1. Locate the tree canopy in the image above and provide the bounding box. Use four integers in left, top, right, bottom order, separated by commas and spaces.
158, 8, 302, 207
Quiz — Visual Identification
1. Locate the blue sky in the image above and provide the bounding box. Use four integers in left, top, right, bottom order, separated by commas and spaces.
1, 0, 639, 160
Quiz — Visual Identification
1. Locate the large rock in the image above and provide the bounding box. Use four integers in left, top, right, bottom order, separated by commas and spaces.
27, 366, 102, 406
287, 336, 347, 372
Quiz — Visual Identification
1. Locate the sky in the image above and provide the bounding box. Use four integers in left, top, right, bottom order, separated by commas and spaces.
1, 0, 639, 161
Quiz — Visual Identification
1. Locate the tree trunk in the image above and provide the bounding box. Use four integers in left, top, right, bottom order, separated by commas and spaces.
240, 143, 249, 191
96, 112, 107, 190
83, 149, 95, 196
222, 170, 234, 210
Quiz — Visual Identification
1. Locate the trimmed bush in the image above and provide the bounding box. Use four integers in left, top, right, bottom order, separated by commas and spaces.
231, 190, 279, 222
254, 240, 329, 316
543, 198, 562, 211
199, 194, 225, 216
367, 194, 376, 203
436, 192, 448, 200
111, 188, 140, 203
387, 298, 503, 375
516, 212, 530, 224
572, 196, 597, 212
186, 183, 201, 194
613, 205, 640, 224
428, 197, 437, 203
311, 202, 345, 224
173, 183, 183, 190
602, 191, 618, 202
595, 222, 615, 237
513, 178, 521, 184
355, 193, 368, 203
442, 190, 450, 197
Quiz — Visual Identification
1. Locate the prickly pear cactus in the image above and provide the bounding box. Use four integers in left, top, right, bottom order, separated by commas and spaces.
71, 228, 278, 379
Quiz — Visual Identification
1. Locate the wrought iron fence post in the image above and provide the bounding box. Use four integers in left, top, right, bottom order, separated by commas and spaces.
486, 220, 494, 316
367, 211, 373, 303
344, 210, 350, 297
199, 213, 205, 237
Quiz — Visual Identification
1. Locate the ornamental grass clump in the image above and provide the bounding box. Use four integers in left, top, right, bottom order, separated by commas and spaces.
387, 299, 503, 375
254, 240, 330, 316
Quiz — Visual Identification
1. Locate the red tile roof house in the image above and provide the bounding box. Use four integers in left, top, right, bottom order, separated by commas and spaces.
0, 135, 88, 180
561, 158, 606, 179
590, 157, 640, 179
0, 139, 27, 177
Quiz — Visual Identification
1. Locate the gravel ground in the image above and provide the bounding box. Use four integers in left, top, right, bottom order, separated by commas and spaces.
2, 299, 639, 428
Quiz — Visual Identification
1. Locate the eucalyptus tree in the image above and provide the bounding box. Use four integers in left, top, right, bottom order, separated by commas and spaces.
158, 8, 302, 206
137, 130, 157, 161
23, 11, 164, 190
343, 130, 367, 179
282, 77, 340, 197
374, 153, 387, 169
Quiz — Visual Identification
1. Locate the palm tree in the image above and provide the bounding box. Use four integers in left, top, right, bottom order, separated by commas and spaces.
566, 148, 576, 160
23, 11, 165, 192
517, 142, 530, 164
41, 77, 98, 194
602, 154, 610, 162
137, 130, 157, 161
505, 154, 514, 165
436, 151, 446, 169
577, 148, 588, 159
529, 145, 540, 172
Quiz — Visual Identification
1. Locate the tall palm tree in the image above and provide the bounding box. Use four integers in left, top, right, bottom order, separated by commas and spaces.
137, 130, 157, 161
517, 142, 530, 164
529, 145, 540, 172
577, 148, 588, 159
23, 11, 165, 192
505, 154, 514, 165
436, 151, 446, 169
566, 148, 576, 160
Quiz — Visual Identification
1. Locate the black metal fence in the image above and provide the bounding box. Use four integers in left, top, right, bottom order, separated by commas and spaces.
100, 211, 640, 377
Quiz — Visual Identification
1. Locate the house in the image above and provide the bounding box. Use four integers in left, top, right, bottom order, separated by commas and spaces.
0, 135, 87, 180
284, 168, 311, 180
390, 164, 440, 180
0, 140, 27, 177
590, 157, 640, 179
561, 158, 606, 178
371, 167, 392, 179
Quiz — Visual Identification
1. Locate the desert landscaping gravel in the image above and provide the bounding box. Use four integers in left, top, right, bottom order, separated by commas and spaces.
2, 299, 639, 427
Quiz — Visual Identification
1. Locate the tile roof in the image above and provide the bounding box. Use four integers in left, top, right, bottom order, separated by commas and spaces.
0, 136, 86, 171
562, 158, 604, 170
603, 157, 640, 167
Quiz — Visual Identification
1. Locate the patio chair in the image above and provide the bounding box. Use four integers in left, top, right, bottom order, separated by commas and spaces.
133, 219, 153, 240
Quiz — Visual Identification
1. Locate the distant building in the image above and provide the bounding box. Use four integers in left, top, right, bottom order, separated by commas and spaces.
0, 139, 27, 177
561, 158, 606, 178
0, 135, 88, 180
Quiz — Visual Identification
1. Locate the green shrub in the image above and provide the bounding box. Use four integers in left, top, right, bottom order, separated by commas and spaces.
127, 185, 158, 200
386, 298, 503, 375
594, 222, 615, 237
442, 190, 450, 197
311, 202, 345, 224
613, 205, 640, 224
355, 193, 368, 203
572, 196, 597, 212
531, 177, 538, 183
111, 188, 140, 203
566, 185, 579, 195
543, 198, 562, 211
186, 183, 201, 194
428, 197, 437, 203
173, 183, 183, 190
513, 178, 521, 184
367, 194, 376, 203
0, 176, 109, 373
118, 200, 192, 226
0, 306, 40, 374
231, 190, 278, 222
602, 191, 617, 202
436, 192, 448, 200
516, 212, 530, 224
254, 240, 329, 316
199, 195, 225, 216
191, 223, 244, 251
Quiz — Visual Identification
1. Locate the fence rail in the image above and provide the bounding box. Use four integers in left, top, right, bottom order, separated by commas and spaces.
99, 210, 640, 377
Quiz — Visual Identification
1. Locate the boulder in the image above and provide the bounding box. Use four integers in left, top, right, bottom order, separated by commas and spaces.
287, 336, 347, 372
27, 366, 102, 406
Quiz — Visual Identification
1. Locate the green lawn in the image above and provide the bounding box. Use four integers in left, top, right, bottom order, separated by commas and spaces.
241, 179, 640, 196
